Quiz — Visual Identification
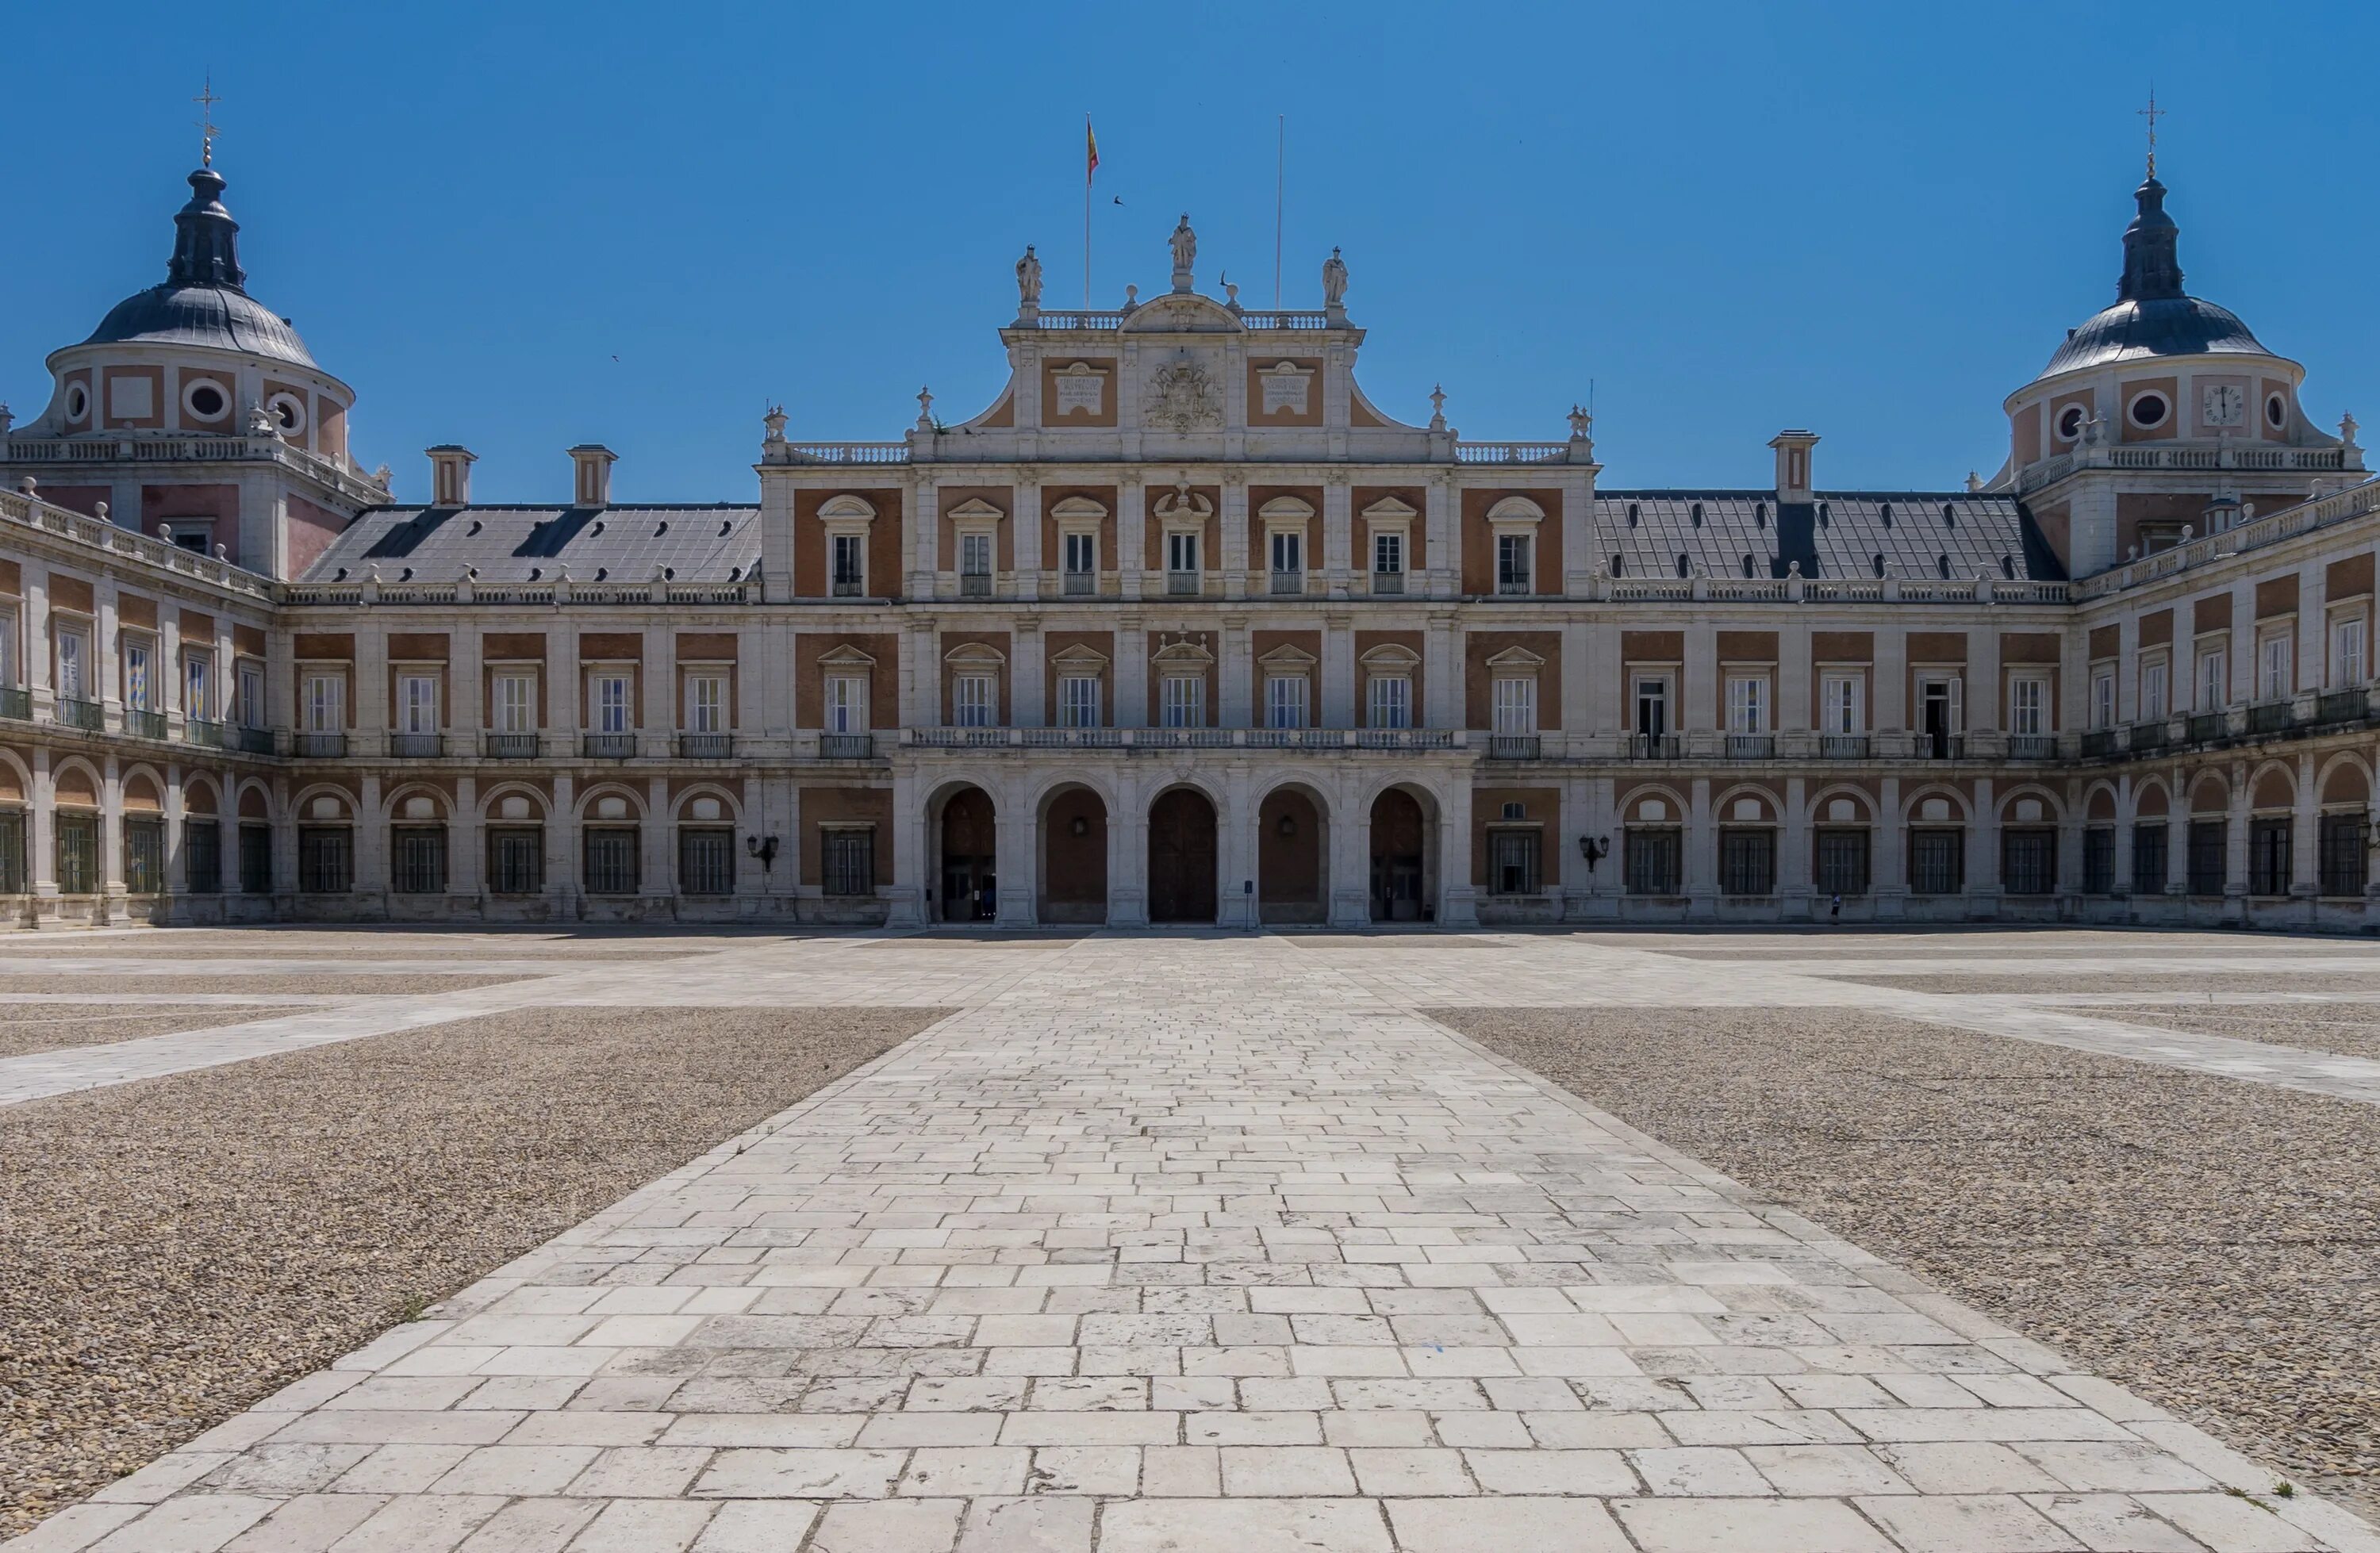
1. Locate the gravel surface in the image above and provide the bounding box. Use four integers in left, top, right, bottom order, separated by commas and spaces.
0, 973, 532, 998
0, 1005, 313, 1060
2094, 1001, 2380, 1062
0, 1003, 945, 1539
1435, 1003, 2380, 1520
1831, 970, 2380, 995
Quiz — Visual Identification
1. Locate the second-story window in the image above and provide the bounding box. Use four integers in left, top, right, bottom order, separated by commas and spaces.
953, 673, 996, 727
1270, 530, 1303, 592
124, 638, 154, 710
238, 662, 265, 729
1496, 534, 1533, 596
493, 673, 535, 733
398, 674, 438, 734
2091, 670, 2115, 730
593, 673, 631, 734
1163, 675, 1203, 729
825, 673, 866, 734
2141, 658, 2168, 721
2010, 676, 2046, 737
1635, 678, 1670, 741
2259, 631, 2293, 701
1374, 531, 1403, 581
185, 652, 212, 721
1266, 673, 1309, 730
1062, 532, 1097, 592
1726, 676, 1768, 734
0, 608, 17, 687
1492, 677, 1536, 735
1821, 673, 1863, 734
303, 672, 344, 732
56, 627, 88, 703
831, 534, 865, 596
1166, 531, 1200, 574
1058, 675, 1100, 728
2198, 647, 2227, 710
687, 674, 724, 734
2333, 616, 2367, 686
959, 533, 993, 596
1368, 674, 1411, 730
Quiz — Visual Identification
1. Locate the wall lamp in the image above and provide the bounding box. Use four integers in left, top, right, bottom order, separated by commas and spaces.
1578, 834, 1610, 872
746, 834, 780, 872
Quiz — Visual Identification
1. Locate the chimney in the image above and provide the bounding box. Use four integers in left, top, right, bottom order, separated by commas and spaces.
570, 443, 617, 508
426, 445, 476, 507
1768, 429, 1818, 503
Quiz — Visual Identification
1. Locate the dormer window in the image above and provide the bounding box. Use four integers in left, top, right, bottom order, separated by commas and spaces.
1626, 503, 1641, 526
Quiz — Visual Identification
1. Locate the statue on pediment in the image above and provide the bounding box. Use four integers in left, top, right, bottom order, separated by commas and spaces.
1169, 214, 1196, 291
1322, 247, 1348, 307
1015, 244, 1043, 311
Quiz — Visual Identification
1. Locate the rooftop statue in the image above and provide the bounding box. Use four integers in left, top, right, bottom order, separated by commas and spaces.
1322, 247, 1348, 308
1169, 215, 1196, 290
1015, 245, 1042, 311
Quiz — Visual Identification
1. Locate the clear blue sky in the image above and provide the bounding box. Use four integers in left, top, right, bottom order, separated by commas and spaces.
8, 2, 2378, 505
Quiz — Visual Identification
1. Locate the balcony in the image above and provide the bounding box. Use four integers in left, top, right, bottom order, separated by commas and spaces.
1356, 728, 1454, 750
2128, 719, 2171, 754
294, 731, 347, 757
2006, 734, 2057, 760
820, 732, 875, 759
582, 732, 638, 759
1819, 734, 1869, 760
1372, 570, 1405, 596
0, 687, 28, 721
1725, 734, 1774, 761
1165, 570, 1201, 596
186, 717, 229, 750
125, 708, 167, 740
1918, 733, 1966, 760
831, 576, 865, 598
1627, 733, 1683, 760
2188, 711, 2228, 744
2079, 728, 2117, 759
678, 732, 734, 759
2246, 700, 2298, 736
1269, 569, 1304, 596
2317, 688, 2370, 726
390, 732, 445, 758
1061, 569, 1096, 597
236, 726, 274, 756
1247, 727, 1345, 750
56, 697, 103, 732
482, 731, 540, 759
959, 572, 992, 599
1487, 733, 1541, 760
1023, 727, 1123, 748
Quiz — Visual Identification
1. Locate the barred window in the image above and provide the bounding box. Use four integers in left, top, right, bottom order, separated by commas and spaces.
1814, 828, 1869, 896
1718, 828, 1775, 895
298, 826, 352, 894
1626, 828, 1681, 895
0, 810, 24, 894
1908, 828, 1964, 895
679, 826, 735, 896
2001, 829, 2056, 895
583, 827, 640, 895
487, 826, 544, 895
185, 820, 221, 893
56, 814, 99, 894
2082, 827, 2115, 895
2188, 819, 2227, 895
1488, 830, 1539, 895
823, 830, 874, 897
391, 825, 447, 895
125, 817, 165, 894
2320, 813, 2367, 898
2132, 822, 2169, 896
239, 823, 273, 894
2248, 818, 2293, 897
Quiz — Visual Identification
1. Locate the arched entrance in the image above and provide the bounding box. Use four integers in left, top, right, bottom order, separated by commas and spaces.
1258, 785, 1326, 924
938, 786, 996, 922
1038, 784, 1108, 925
1147, 786, 1218, 923
1370, 788, 1429, 922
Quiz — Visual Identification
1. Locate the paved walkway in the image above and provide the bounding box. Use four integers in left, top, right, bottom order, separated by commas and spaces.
13, 934, 2376, 1552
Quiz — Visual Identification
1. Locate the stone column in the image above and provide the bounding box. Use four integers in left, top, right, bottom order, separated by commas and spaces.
2168, 769, 2190, 896
1780, 773, 1809, 915
1108, 768, 1148, 927
2292, 750, 2319, 909
2113, 773, 2135, 909
885, 766, 925, 927
1684, 776, 1714, 920
29, 750, 56, 903
1875, 774, 1905, 918
453, 775, 481, 899
355, 770, 386, 905
644, 775, 674, 907
100, 754, 125, 909
1438, 778, 1477, 926
1218, 765, 1255, 928
550, 773, 578, 919
1969, 776, 1998, 918
996, 800, 1035, 926
1328, 769, 1368, 926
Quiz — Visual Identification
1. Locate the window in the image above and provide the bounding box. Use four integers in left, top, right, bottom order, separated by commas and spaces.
1821, 674, 1864, 734
2009, 676, 2046, 737
391, 826, 447, 894
125, 818, 164, 894
1063, 531, 1096, 577
2332, 617, 2367, 687
1626, 828, 1680, 895
124, 638, 154, 710
1635, 678, 1670, 740
2188, 819, 2227, 895
2249, 818, 2293, 896
680, 826, 735, 895
1489, 830, 1540, 895
823, 829, 874, 896
592, 673, 631, 734
2198, 648, 2226, 710
1269, 530, 1303, 592
2083, 827, 2116, 894
0, 611, 16, 688
493, 673, 535, 733
238, 663, 265, 729
1814, 829, 1869, 895
487, 827, 544, 895
687, 674, 724, 734
2320, 813, 2366, 897
56, 814, 98, 893
1163, 675, 1204, 729
1492, 677, 1536, 736
1368, 674, 1411, 730
1496, 533, 1533, 595
56, 627, 87, 701
1266, 674, 1308, 730
2140, 658, 2167, 721
303, 673, 344, 732
298, 826, 351, 893
825, 675, 866, 734
1058, 675, 1100, 728
831, 533, 866, 596
1166, 531, 1200, 575
2090, 670, 2115, 730
185, 653, 212, 721
184, 819, 221, 893
2001, 829, 2056, 895
398, 674, 438, 734
239, 824, 272, 894
583, 828, 640, 895
1373, 531, 1403, 578
1719, 829, 1775, 895
2132, 822, 2168, 895
1725, 677, 1768, 734
1908, 830, 1964, 894
958, 531, 993, 580
953, 673, 996, 727
0, 810, 21, 893
2259, 633, 2293, 701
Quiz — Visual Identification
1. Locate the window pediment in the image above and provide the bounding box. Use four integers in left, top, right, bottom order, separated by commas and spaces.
817, 494, 877, 523
942, 641, 1008, 667
1357, 642, 1421, 669
1257, 495, 1315, 522
1484, 644, 1545, 670
817, 644, 877, 669
1361, 496, 1419, 523
1050, 642, 1111, 669
1486, 496, 1546, 526
945, 497, 1005, 524
1049, 496, 1109, 522
1151, 633, 1215, 668
1257, 642, 1319, 671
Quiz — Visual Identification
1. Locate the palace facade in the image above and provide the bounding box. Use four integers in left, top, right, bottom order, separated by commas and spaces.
2, 155, 2377, 930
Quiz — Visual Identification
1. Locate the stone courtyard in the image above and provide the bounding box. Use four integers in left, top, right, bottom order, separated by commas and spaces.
5, 926, 2380, 1553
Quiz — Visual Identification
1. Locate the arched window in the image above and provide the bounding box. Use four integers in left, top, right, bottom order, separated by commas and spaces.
1942, 503, 1956, 524
1610, 554, 1625, 577
2001, 554, 2017, 579
1754, 502, 1768, 527
1880, 505, 1894, 529
1818, 501, 1831, 527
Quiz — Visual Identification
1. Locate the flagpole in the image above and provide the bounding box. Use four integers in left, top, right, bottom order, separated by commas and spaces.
1274, 114, 1284, 309
1084, 113, 1093, 310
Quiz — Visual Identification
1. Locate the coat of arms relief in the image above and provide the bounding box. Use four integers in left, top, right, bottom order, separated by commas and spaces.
1143, 352, 1222, 433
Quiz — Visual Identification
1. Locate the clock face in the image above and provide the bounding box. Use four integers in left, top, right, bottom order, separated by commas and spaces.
2205, 384, 2245, 426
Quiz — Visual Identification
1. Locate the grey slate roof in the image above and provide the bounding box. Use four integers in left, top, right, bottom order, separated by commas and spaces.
2035, 295, 2270, 379
1594, 492, 2065, 584
302, 505, 761, 585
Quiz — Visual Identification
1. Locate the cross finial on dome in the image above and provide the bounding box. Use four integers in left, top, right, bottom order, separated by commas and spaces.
2138, 87, 2164, 178
194, 73, 221, 170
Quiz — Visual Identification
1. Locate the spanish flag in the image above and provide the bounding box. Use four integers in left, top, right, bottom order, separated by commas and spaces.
1086, 117, 1100, 184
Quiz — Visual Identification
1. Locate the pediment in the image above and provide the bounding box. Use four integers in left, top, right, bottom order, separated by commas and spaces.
945, 497, 1005, 523
817, 494, 877, 522
1150, 633, 1215, 667
942, 640, 1008, 666
1257, 495, 1315, 521
1357, 642, 1421, 669
1484, 644, 1545, 669
1119, 292, 1244, 334
1257, 642, 1319, 670
1050, 642, 1111, 668
1486, 495, 1546, 524
1049, 495, 1108, 521
818, 644, 877, 668
1361, 495, 1419, 522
